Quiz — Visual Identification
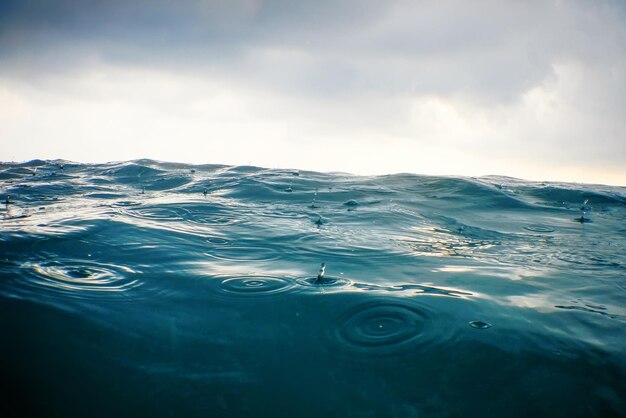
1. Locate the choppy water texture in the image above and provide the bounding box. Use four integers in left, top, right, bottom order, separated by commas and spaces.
1, 159, 625, 417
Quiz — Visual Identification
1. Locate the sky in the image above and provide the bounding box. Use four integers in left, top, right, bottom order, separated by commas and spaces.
0, 0, 624, 185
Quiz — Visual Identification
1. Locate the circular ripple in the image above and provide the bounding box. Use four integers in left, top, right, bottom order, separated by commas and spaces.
185, 211, 240, 226
203, 245, 281, 262
120, 204, 242, 227
217, 276, 294, 296
296, 277, 352, 288
206, 237, 230, 245
126, 206, 186, 220
24, 259, 141, 299
112, 200, 142, 207
469, 320, 492, 329
115, 204, 243, 237
333, 301, 429, 355
523, 225, 555, 233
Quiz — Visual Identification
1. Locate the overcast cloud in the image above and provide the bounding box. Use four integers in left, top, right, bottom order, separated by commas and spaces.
0, 0, 624, 184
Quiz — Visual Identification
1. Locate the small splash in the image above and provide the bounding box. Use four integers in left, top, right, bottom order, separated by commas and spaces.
580, 199, 591, 212
296, 263, 350, 288
317, 263, 326, 281
297, 277, 351, 288
469, 320, 492, 329
577, 198, 592, 223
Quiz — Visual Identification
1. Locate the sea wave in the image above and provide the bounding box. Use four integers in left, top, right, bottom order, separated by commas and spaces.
1, 159, 625, 417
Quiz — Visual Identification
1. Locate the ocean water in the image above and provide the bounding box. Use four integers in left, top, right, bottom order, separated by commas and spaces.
1, 159, 625, 417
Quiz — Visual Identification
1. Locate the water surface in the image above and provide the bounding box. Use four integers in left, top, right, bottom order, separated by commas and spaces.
1, 159, 625, 417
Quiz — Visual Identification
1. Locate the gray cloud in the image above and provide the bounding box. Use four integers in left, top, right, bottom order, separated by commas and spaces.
2, 1, 624, 99
0, 0, 624, 183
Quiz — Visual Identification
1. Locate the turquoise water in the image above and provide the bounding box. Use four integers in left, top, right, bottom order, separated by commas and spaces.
1, 159, 625, 417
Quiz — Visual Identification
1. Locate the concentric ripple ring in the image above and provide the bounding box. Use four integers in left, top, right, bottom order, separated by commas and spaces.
24, 259, 141, 299
217, 276, 294, 296
523, 225, 555, 233
332, 300, 429, 355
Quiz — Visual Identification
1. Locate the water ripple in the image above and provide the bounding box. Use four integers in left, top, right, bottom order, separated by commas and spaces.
296, 276, 352, 288
331, 300, 428, 355
523, 225, 556, 233
324, 298, 460, 358
203, 244, 282, 262
22, 258, 141, 299
209, 275, 297, 298
115, 202, 242, 236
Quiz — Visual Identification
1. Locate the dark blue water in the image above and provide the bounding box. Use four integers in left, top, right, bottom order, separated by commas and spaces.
1, 159, 625, 417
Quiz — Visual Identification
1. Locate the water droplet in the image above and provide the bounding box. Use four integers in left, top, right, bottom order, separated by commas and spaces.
316, 263, 326, 281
